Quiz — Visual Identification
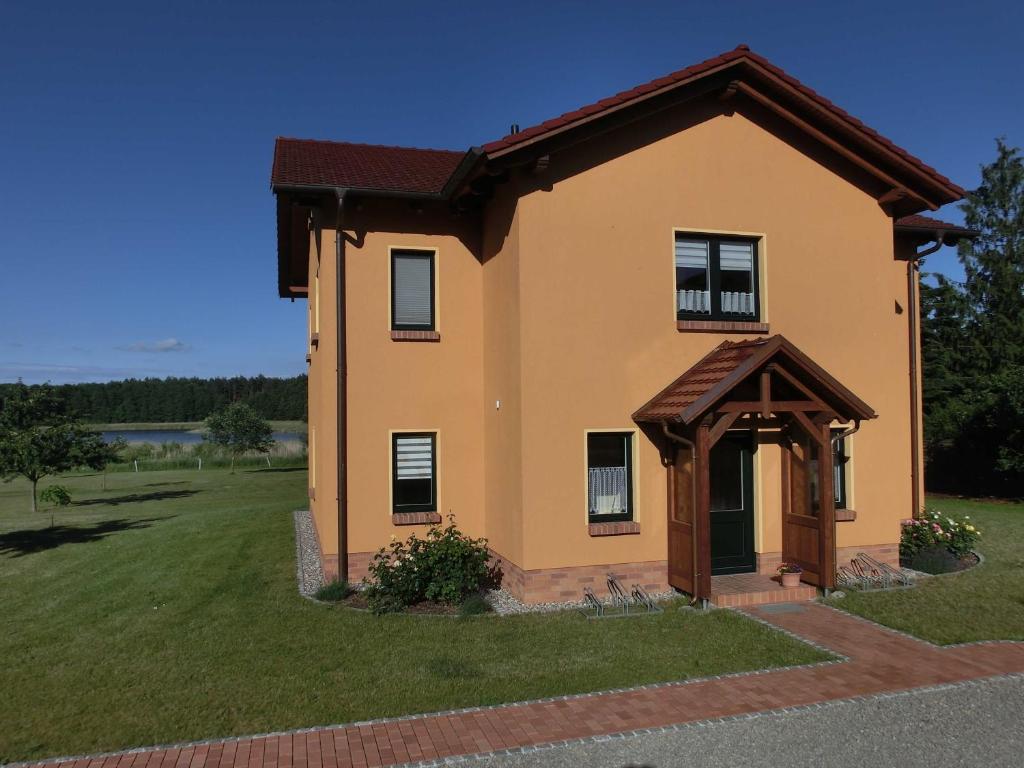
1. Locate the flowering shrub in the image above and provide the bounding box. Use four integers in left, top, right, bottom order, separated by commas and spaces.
900, 509, 981, 561
365, 517, 501, 614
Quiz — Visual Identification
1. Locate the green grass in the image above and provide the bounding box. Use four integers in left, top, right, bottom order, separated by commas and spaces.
0, 469, 826, 763
86, 420, 308, 433
831, 495, 1024, 644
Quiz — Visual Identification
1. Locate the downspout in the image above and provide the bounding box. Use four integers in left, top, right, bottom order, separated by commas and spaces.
907, 231, 945, 519
335, 189, 349, 581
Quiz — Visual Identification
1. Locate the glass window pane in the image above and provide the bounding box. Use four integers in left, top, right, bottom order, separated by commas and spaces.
393, 252, 433, 328
394, 434, 435, 510
710, 438, 744, 512
587, 433, 632, 518
719, 242, 754, 315
675, 239, 710, 314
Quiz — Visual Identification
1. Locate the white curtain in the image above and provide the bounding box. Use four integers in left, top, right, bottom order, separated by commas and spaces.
588, 466, 627, 515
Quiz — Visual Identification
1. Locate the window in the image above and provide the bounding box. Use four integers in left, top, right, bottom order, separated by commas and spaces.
675, 235, 759, 321
391, 250, 435, 330
832, 430, 849, 509
392, 433, 436, 512
587, 432, 634, 523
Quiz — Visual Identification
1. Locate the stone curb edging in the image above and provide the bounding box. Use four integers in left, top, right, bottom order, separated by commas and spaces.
386, 672, 1024, 768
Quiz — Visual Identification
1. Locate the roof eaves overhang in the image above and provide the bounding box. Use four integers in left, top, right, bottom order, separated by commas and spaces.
481, 54, 963, 215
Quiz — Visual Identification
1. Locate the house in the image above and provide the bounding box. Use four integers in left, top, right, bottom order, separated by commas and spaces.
271, 46, 976, 606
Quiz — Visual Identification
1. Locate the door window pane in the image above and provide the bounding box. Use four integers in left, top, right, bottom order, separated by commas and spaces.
710, 437, 745, 512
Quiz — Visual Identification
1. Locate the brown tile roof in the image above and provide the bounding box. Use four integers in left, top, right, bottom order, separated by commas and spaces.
895, 214, 977, 236
633, 339, 771, 423
271, 137, 465, 194
633, 335, 876, 424
271, 46, 964, 205
481, 45, 962, 198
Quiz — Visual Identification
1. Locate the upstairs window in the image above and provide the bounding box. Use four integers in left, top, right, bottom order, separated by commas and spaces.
391, 250, 435, 330
675, 235, 759, 321
392, 432, 436, 512
587, 432, 634, 523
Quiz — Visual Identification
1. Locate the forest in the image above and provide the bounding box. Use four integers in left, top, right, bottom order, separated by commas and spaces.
0, 375, 307, 424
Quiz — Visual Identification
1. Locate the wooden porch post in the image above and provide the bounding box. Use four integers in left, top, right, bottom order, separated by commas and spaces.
818, 422, 836, 590
694, 417, 713, 605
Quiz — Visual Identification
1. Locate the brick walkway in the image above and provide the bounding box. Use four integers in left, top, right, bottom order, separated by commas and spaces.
14, 604, 1024, 768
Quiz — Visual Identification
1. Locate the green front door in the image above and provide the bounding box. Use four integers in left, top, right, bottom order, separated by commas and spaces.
709, 431, 756, 575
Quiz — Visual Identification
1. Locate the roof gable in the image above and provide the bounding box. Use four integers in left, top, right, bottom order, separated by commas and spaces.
270, 46, 964, 214
633, 335, 876, 425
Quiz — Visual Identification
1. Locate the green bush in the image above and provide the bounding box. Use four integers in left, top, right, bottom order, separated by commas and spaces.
459, 593, 492, 617
365, 517, 501, 614
314, 579, 350, 602
906, 547, 962, 575
901, 509, 981, 561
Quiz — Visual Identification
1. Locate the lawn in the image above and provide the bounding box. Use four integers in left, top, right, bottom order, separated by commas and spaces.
833, 495, 1024, 644
0, 468, 827, 764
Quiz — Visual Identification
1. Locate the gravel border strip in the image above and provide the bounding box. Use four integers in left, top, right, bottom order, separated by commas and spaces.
293, 509, 325, 598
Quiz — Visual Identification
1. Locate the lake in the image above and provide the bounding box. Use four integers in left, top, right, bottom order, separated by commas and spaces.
101, 429, 304, 445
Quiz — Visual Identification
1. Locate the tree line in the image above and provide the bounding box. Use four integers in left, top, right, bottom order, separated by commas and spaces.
0, 375, 307, 424
922, 140, 1024, 497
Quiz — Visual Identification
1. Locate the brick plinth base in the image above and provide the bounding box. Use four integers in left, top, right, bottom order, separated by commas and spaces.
757, 543, 900, 577
321, 552, 374, 584
491, 552, 670, 604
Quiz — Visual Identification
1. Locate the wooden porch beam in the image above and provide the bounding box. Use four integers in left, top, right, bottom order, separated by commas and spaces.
760, 369, 771, 418
769, 363, 829, 408
708, 410, 743, 448
694, 419, 712, 604
718, 400, 825, 413
790, 411, 828, 446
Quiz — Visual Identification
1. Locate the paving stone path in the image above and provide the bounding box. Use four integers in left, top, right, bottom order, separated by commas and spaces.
12, 604, 1024, 768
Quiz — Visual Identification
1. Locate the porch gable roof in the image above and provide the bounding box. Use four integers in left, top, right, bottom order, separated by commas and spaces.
632, 335, 876, 425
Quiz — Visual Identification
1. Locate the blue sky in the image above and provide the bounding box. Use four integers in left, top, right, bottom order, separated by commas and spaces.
1, 1, 1020, 384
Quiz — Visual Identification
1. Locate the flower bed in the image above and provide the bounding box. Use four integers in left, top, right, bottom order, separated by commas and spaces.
900, 509, 981, 574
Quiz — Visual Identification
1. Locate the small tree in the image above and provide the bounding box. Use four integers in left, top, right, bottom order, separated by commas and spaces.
40, 484, 72, 527
0, 384, 118, 513
203, 402, 274, 472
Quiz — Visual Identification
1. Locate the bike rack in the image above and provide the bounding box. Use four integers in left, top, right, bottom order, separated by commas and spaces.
836, 552, 914, 592
578, 574, 664, 619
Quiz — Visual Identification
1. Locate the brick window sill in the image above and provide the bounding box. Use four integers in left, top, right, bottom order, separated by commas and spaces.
588, 521, 641, 537
391, 330, 441, 342
392, 511, 442, 526
836, 508, 857, 522
677, 320, 770, 334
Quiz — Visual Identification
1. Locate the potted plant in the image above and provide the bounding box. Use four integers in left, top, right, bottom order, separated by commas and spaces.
777, 563, 803, 588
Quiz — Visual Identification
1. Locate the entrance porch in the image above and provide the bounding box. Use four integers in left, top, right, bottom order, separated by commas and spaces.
634, 334, 877, 607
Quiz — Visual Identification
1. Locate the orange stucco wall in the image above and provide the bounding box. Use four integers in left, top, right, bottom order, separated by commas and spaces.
301, 96, 919, 593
